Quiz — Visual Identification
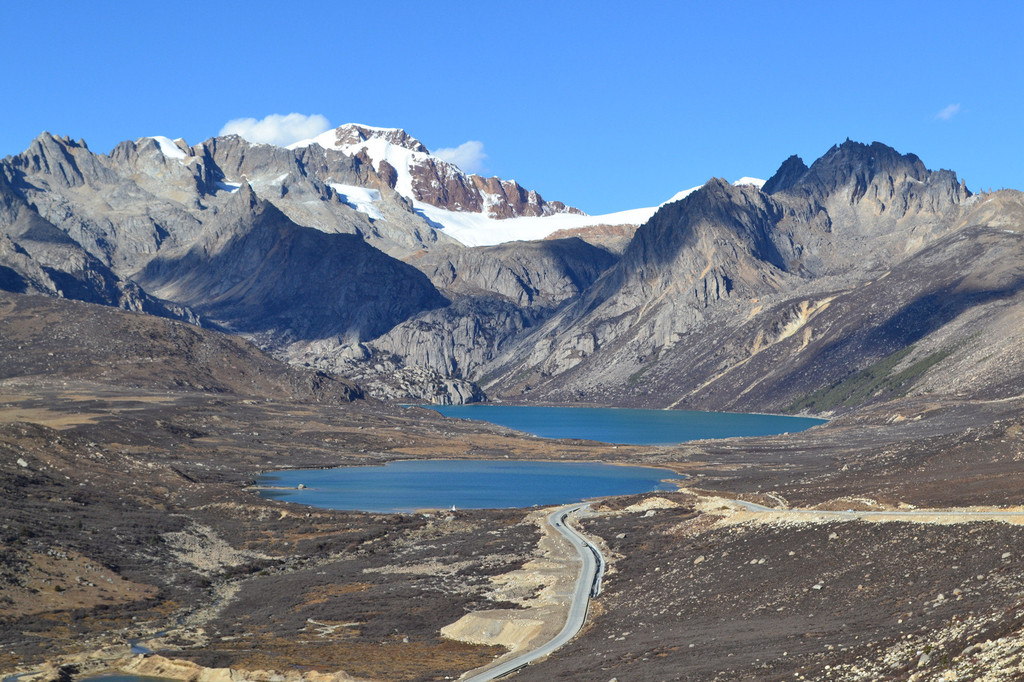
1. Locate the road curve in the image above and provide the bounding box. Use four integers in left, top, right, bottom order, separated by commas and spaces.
464, 503, 603, 682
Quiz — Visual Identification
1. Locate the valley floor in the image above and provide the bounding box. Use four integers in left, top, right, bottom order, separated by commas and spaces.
3, 381, 1024, 681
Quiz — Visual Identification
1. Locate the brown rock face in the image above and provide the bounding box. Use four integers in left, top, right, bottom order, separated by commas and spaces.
409, 157, 484, 213
377, 158, 399, 189
467, 176, 582, 218
323, 124, 583, 219
405, 157, 583, 219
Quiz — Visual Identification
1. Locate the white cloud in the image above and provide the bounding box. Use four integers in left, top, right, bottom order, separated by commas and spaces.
935, 103, 961, 121
433, 140, 487, 173
219, 113, 332, 146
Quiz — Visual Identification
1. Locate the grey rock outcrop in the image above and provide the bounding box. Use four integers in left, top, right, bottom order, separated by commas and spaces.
286, 340, 484, 405
407, 238, 618, 309
765, 139, 972, 276
195, 134, 461, 258
0, 157, 197, 322
0, 130, 456, 397
364, 238, 619, 382
371, 297, 541, 379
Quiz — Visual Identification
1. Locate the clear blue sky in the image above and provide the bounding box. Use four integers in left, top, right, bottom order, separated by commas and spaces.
3, 1, 1021, 214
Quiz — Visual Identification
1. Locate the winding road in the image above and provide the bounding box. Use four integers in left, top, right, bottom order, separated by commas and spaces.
465, 503, 604, 682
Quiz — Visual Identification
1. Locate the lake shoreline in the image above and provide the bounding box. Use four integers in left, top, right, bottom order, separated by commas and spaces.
430, 399, 823, 419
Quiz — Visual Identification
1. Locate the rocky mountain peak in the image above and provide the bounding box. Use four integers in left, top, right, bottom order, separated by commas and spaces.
330, 124, 429, 154
626, 177, 788, 274
762, 155, 808, 194
233, 178, 260, 209
814, 139, 927, 182
765, 140, 940, 200
16, 133, 82, 180
12, 132, 116, 190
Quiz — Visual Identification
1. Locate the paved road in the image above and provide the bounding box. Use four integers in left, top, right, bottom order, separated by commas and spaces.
465, 503, 604, 682
734, 499, 1024, 521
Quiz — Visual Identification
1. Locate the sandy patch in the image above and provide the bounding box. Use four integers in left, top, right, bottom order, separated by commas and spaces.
441, 506, 590, 672
0, 406, 104, 428
0, 549, 156, 617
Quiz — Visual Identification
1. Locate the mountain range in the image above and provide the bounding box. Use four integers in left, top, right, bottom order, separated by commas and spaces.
1, 125, 1020, 414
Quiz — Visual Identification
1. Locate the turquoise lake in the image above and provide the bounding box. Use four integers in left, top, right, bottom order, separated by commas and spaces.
420, 405, 825, 445
257, 407, 824, 512
258, 460, 684, 513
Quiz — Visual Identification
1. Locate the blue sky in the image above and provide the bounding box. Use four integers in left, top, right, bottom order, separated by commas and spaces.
3, 1, 1021, 214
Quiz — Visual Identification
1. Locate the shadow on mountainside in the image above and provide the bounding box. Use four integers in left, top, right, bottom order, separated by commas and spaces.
864, 280, 1024, 351
792, 277, 1024, 410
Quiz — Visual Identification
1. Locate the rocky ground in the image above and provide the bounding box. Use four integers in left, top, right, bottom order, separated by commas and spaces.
5, 375, 1024, 681
517, 492, 1024, 681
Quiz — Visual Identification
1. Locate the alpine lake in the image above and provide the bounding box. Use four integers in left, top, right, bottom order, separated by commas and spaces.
257, 406, 825, 512
76, 406, 824, 682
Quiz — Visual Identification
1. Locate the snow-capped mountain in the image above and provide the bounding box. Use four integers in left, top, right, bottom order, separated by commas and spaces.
140, 122, 765, 249
289, 123, 763, 248
290, 123, 579, 219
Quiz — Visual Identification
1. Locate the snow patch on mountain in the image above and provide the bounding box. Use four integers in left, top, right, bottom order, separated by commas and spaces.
290, 125, 428, 199
289, 124, 765, 247
416, 177, 766, 246
662, 185, 703, 205
330, 183, 385, 221
146, 136, 187, 160
662, 178, 764, 206
734, 177, 767, 188
413, 201, 657, 247
289, 124, 576, 221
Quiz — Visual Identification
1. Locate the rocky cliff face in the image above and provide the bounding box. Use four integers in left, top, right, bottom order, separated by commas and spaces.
558, 193, 1024, 415
765, 139, 972, 276
473, 141, 976, 408
0, 130, 465, 399
474, 180, 800, 390
407, 238, 617, 309
284, 237, 622, 400
0, 152, 198, 323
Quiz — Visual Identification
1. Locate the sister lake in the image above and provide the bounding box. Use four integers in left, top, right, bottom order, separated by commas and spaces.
257, 407, 824, 513
422, 405, 824, 446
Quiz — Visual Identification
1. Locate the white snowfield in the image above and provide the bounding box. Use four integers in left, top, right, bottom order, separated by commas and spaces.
408, 176, 764, 247
145, 136, 187, 160
149, 125, 765, 248
329, 183, 385, 221
412, 201, 658, 247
